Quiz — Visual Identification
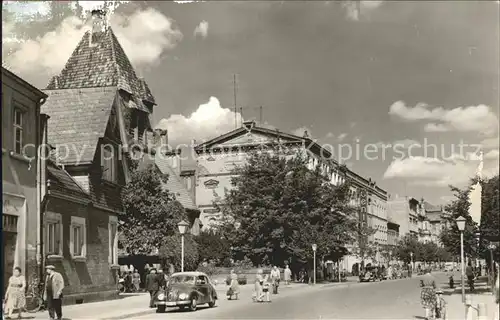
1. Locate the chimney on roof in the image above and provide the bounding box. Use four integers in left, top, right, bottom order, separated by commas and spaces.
243, 120, 256, 130
90, 9, 107, 46
154, 129, 168, 150
303, 130, 309, 138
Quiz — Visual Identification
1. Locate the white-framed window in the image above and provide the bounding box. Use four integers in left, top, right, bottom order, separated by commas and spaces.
13, 106, 25, 154
109, 215, 118, 265
44, 212, 63, 257
70, 216, 87, 258
101, 144, 117, 182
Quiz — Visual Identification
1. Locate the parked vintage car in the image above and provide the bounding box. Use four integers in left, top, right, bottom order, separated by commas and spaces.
155, 272, 218, 313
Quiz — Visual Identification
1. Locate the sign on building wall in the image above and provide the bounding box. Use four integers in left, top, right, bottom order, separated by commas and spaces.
203, 208, 220, 214
204, 179, 219, 189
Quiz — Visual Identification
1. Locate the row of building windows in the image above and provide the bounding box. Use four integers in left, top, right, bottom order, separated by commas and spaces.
44, 212, 118, 264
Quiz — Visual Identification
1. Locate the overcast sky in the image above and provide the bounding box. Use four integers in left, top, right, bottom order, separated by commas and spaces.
3, 1, 499, 204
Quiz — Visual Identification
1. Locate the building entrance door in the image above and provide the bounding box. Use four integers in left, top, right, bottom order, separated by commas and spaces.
2, 214, 18, 297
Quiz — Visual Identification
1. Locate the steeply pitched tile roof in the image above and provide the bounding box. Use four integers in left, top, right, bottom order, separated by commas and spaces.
42, 87, 117, 164
427, 211, 444, 222
153, 156, 197, 211
424, 201, 441, 212
45, 27, 155, 106
47, 162, 90, 199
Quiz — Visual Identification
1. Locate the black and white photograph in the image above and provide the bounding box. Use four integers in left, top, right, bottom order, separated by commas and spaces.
1, 1, 499, 319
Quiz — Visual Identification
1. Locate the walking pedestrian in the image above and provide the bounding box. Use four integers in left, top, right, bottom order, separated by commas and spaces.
4, 267, 26, 319
43, 265, 65, 320
466, 261, 475, 291
145, 268, 159, 308
132, 270, 141, 292
494, 264, 499, 320
284, 265, 292, 285
262, 274, 271, 302
227, 269, 240, 300
157, 269, 167, 290
253, 269, 264, 302
270, 266, 280, 294
419, 270, 438, 320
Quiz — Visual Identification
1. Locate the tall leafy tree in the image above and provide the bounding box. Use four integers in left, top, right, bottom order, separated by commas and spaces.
218, 152, 359, 270
395, 234, 422, 263
480, 174, 500, 264
120, 163, 187, 254
195, 229, 231, 266
440, 183, 480, 259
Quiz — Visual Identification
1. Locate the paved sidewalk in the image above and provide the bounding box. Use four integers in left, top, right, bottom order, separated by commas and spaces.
444, 277, 498, 320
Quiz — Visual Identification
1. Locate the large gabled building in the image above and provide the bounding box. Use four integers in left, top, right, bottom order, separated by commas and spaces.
193, 121, 390, 271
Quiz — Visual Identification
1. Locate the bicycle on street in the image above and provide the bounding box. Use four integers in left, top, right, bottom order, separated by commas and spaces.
25, 277, 46, 313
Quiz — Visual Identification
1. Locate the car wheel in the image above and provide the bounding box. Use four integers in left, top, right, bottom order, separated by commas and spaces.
208, 295, 216, 308
156, 305, 166, 313
188, 297, 197, 311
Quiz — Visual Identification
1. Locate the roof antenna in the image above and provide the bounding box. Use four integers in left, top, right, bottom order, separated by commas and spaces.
233, 74, 238, 128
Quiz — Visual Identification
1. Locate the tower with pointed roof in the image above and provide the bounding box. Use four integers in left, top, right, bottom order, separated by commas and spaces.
38, 9, 184, 303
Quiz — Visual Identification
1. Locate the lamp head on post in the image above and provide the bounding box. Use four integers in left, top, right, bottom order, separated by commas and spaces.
312, 244, 317, 252
178, 220, 189, 235
456, 216, 466, 232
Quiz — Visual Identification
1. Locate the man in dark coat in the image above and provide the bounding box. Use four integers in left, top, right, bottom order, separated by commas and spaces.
145, 268, 160, 308
43, 265, 65, 320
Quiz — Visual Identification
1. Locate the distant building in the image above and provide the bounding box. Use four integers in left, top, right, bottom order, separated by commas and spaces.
418, 200, 448, 245
2, 67, 47, 295
193, 121, 389, 270
387, 195, 419, 238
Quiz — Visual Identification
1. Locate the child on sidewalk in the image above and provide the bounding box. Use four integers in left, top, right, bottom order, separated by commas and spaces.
262, 275, 271, 302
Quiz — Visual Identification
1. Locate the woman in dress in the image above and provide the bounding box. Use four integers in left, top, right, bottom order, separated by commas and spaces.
420, 271, 438, 319
284, 265, 292, 285
228, 270, 240, 300
4, 267, 26, 319
253, 269, 264, 302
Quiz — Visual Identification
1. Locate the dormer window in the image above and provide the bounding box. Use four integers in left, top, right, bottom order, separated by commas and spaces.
101, 144, 117, 182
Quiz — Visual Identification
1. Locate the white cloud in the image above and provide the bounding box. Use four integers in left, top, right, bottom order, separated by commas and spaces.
194, 20, 209, 38
389, 101, 499, 136
3, 7, 182, 74
384, 154, 499, 187
110, 8, 182, 66
155, 96, 243, 146
337, 133, 348, 142
342, 1, 384, 21
485, 149, 499, 160
481, 136, 499, 149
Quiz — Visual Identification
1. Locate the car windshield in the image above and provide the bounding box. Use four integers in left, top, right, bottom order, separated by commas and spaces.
169, 275, 195, 284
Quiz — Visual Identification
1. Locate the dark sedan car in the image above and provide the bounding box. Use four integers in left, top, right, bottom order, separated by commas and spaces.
155, 272, 218, 313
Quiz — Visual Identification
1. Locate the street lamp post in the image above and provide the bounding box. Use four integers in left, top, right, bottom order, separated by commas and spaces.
456, 216, 466, 303
312, 244, 317, 285
178, 220, 189, 272
410, 252, 413, 272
